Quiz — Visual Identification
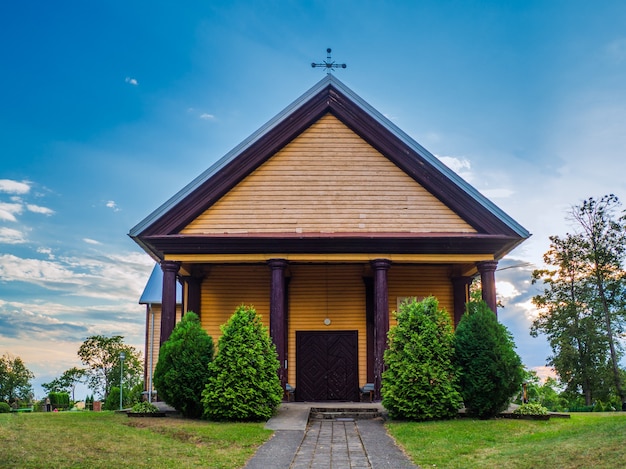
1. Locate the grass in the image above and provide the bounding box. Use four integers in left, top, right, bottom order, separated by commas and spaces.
0, 411, 272, 468
387, 412, 626, 469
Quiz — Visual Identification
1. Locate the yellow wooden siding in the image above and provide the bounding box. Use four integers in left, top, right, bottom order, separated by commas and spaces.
182, 113, 475, 235
199, 265, 271, 343
388, 265, 455, 325
287, 264, 367, 387
145, 305, 182, 392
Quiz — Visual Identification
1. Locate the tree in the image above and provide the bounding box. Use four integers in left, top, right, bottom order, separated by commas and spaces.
77, 335, 142, 399
455, 300, 524, 419
42, 367, 86, 401
571, 195, 626, 405
531, 234, 609, 405
0, 353, 35, 403
202, 305, 283, 421
154, 312, 214, 418
382, 297, 462, 421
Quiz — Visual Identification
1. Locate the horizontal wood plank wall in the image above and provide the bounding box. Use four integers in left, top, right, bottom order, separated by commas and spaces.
200, 265, 271, 346
287, 264, 367, 388
182, 114, 475, 235
387, 265, 455, 325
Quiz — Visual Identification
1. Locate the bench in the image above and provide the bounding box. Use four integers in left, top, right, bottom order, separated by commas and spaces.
360, 383, 375, 402
11, 406, 33, 413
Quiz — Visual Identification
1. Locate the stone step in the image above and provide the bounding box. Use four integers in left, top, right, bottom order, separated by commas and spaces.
308, 407, 381, 421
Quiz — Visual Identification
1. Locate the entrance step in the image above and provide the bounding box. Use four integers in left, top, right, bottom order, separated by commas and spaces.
309, 407, 382, 421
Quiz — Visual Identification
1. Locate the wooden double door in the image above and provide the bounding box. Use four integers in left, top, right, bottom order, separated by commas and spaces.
295, 331, 359, 401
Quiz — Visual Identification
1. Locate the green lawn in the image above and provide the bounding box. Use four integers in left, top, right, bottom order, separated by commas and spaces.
0, 411, 272, 468
387, 412, 626, 469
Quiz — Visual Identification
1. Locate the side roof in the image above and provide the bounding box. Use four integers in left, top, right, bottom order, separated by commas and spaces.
139, 264, 182, 305
129, 75, 529, 257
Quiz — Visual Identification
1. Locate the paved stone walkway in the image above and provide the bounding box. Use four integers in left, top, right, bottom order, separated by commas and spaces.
244, 404, 418, 469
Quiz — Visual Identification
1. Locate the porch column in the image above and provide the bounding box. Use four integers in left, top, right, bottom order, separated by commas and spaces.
371, 258, 391, 401
452, 276, 473, 327
183, 274, 203, 318
477, 261, 498, 315
268, 259, 288, 389
160, 260, 180, 345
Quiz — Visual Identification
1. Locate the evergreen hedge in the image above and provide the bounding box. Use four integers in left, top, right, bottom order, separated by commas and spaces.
382, 297, 462, 420
202, 305, 283, 421
153, 312, 214, 418
455, 300, 524, 419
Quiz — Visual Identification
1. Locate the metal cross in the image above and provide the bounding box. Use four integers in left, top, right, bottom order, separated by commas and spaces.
311, 48, 347, 74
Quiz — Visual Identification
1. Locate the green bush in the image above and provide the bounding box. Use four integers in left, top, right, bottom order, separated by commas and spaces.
0, 402, 10, 413
202, 305, 283, 421
130, 401, 159, 413
49, 392, 70, 410
103, 387, 121, 410
455, 300, 524, 419
382, 297, 462, 421
513, 403, 549, 415
154, 312, 214, 418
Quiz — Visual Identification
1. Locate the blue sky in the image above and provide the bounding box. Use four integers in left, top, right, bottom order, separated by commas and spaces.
2, 1, 626, 399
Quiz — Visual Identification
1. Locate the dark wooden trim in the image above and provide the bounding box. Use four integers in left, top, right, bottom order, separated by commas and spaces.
268, 259, 289, 389
363, 277, 375, 384
452, 276, 473, 327
143, 233, 524, 259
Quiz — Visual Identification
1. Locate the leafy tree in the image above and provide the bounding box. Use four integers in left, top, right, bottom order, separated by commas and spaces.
77, 335, 142, 399
531, 234, 609, 405
202, 305, 282, 421
455, 300, 524, 419
42, 367, 86, 401
0, 353, 34, 403
154, 312, 214, 418
382, 297, 462, 421
571, 195, 626, 405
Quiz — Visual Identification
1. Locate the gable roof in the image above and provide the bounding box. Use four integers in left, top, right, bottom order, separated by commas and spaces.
130, 75, 529, 260
139, 264, 182, 305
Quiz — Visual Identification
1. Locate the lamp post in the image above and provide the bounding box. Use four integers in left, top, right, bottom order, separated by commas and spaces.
119, 352, 126, 410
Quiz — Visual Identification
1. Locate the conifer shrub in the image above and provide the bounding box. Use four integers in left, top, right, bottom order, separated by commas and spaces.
455, 300, 524, 419
202, 305, 283, 421
153, 311, 214, 419
103, 387, 121, 410
382, 297, 462, 420
0, 402, 10, 413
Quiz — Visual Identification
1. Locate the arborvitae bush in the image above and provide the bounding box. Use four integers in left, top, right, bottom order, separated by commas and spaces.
49, 392, 70, 410
202, 305, 283, 421
153, 311, 214, 418
0, 402, 10, 413
455, 300, 524, 419
382, 297, 462, 420
103, 387, 121, 410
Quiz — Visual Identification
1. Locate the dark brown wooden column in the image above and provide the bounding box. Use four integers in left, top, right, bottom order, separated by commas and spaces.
452, 276, 473, 327
371, 258, 391, 401
160, 260, 180, 345
478, 261, 498, 315
268, 259, 288, 389
183, 275, 203, 318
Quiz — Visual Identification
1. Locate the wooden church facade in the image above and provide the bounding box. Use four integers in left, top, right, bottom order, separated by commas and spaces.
130, 76, 529, 401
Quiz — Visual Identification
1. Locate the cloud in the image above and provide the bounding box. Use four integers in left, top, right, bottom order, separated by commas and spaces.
37, 247, 55, 260
125, 77, 138, 86
106, 200, 120, 212
199, 113, 216, 120
0, 227, 26, 244
83, 238, 101, 245
0, 202, 23, 221
26, 204, 55, 215
0, 179, 30, 194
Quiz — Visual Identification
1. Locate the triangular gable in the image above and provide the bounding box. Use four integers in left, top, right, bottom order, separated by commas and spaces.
182, 113, 476, 236
130, 75, 529, 259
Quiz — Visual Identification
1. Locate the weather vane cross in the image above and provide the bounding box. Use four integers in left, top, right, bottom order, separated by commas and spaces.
312, 48, 347, 74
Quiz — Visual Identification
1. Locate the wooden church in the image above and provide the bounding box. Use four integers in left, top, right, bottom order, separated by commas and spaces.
130, 75, 529, 402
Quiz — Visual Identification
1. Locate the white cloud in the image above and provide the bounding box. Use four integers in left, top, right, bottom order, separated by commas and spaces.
26, 204, 55, 215
199, 113, 216, 120
0, 179, 30, 194
0, 202, 23, 221
83, 238, 101, 245
0, 227, 26, 244
125, 77, 138, 86
106, 200, 120, 212
37, 247, 55, 259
